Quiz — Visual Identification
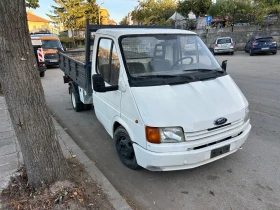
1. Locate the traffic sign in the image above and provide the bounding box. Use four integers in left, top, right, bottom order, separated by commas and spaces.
206, 16, 212, 23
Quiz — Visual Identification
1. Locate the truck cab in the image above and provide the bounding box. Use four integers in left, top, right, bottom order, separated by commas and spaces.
59, 24, 251, 171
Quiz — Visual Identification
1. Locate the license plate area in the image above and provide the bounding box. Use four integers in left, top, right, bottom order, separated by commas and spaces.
261, 47, 269, 50
49, 59, 58, 62
211, 145, 230, 158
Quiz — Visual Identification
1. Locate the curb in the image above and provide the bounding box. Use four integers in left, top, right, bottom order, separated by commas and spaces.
53, 118, 132, 210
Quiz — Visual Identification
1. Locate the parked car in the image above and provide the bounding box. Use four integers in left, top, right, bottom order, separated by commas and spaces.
245, 35, 277, 56
213, 37, 235, 55
58, 22, 251, 171
31, 33, 64, 67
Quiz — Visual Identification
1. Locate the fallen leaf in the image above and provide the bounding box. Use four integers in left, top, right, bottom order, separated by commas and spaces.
79, 198, 84, 203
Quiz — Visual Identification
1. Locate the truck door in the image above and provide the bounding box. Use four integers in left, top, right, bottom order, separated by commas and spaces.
93, 38, 121, 134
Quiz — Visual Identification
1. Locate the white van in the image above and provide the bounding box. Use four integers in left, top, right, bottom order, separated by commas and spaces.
60, 27, 251, 171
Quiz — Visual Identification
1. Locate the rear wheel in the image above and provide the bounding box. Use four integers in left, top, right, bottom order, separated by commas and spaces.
40, 71, 45, 77
231, 52, 234, 55
70, 85, 84, 112
114, 127, 140, 170
249, 49, 254, 56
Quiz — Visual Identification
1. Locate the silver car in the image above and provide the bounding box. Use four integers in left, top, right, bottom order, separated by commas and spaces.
213, 37, 235, 55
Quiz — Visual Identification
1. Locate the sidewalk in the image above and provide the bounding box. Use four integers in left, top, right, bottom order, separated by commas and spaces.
0, 97, 22, 190
0, 96, 131, 210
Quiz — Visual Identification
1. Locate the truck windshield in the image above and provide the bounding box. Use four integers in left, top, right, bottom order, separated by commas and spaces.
120, 34, 222, 79
41, 40, 62, 50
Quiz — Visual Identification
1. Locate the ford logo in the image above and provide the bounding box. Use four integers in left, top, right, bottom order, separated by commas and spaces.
214, 117, 227, 126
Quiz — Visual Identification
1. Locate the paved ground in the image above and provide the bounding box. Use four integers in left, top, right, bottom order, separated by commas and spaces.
41, 51, 280, 210
0, 97, 22, 190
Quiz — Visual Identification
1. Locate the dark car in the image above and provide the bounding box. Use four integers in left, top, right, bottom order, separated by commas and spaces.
245, 35, 277, 56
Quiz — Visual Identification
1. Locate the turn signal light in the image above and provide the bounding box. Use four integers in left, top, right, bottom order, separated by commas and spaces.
146, 126, 160, 144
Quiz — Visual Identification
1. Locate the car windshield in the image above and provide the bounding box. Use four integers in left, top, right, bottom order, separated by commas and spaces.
217, 39, 231, 44
41, 40, 61, 49
120, 34, 222, 79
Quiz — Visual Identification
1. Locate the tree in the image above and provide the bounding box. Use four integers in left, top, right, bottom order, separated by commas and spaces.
119, 16, 128, 25
177, 0, 212, 17
0, 0, 69, 189
132, 0, 177, 25
47, 0, 86, 40
84, 0, 99, 24
208, 0, 253, 21
26, 0, 39, 8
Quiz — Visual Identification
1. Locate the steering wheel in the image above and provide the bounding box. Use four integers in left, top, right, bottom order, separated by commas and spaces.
171, 56, 194, 70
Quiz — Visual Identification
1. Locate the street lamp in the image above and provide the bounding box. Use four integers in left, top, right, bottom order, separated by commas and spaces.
98, 2, 104, 25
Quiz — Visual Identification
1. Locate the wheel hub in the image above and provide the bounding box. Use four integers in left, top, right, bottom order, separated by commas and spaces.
118, 137, 134, 160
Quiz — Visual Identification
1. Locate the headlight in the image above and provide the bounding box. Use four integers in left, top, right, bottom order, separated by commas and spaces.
244, 107, 250, 122
146, 126, 185, 144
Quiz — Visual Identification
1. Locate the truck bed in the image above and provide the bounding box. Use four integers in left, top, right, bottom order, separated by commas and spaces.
58, 50, 92, 93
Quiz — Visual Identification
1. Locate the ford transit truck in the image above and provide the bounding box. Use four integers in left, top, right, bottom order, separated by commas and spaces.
58, 20, 251, 171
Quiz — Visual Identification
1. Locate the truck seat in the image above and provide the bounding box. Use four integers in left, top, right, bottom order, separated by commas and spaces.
149, 59, 171, 72
127, 62, 146, 74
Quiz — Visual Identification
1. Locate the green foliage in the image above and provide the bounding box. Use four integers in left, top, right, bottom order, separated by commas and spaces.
59, 36, 73, 44
47, 0, 99, 31
132, 0, 177, 25
208, 0, 253, 19
84, 0, 99, 24
177, 0, 212, 17
26, 0, 39, 9
119, 16, 128, 25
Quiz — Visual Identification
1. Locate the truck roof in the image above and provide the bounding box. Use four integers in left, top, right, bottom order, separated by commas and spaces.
96, 28, 196, 38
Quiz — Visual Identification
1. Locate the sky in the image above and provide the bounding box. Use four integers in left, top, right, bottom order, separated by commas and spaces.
29, 0, 138, 24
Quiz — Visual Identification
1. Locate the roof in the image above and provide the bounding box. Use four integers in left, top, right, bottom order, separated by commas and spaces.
109, 20, 117, 25
96, 28, 196, 37
27, 11, 50, 23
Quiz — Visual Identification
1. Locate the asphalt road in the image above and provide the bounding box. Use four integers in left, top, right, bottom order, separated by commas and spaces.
41, 52, 280, 210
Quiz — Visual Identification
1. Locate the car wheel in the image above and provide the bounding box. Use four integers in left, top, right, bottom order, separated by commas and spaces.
250, 49, 254, 56
231, 52, 234, 55
272, 51, 277, 55
114, 126, 140, 170
70, 86, 84, 112
40, 71, 45, 77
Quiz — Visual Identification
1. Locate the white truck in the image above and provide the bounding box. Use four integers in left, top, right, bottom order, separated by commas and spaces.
58, 21, 251, 171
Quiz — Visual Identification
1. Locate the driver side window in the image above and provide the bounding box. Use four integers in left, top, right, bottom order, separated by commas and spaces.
97, 38, 120, 86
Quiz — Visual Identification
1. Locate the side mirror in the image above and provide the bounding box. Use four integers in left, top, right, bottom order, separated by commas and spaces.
221, 60, 228, 71
92, 74, 118, 92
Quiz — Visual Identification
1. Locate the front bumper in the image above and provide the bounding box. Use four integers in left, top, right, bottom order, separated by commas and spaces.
134, 123, 251, 171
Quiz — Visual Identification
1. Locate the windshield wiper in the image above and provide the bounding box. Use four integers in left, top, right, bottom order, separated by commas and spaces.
136, 74, 197, 80
184, 68, 224, 73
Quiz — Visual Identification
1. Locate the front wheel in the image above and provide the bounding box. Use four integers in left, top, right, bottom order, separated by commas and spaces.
40, 71, 45, 77
114, 127, 140, 170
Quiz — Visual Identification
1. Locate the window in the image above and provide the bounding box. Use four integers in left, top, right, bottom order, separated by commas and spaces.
217, 38, 232, 44
97, 38, 120, 86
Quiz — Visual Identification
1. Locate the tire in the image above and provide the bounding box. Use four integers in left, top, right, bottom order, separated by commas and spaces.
249, 49, 254, 56
40, 71, 45, 77
70, 85, 84, 112
272, 51, 277, 55
231, 52, 234, 55
114, 127, 140, 170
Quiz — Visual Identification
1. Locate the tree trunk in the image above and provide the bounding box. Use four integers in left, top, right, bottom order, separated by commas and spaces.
0, 0, 69, 189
